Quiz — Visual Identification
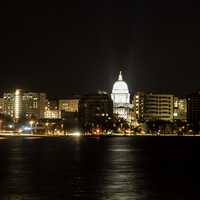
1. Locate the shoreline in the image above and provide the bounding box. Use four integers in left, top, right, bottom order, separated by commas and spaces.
0, 133, 199, 137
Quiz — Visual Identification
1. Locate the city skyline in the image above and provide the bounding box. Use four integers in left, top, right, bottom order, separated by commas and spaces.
0, 2, 200, 200
0, 70, 198, 100
0, 1, 200, 98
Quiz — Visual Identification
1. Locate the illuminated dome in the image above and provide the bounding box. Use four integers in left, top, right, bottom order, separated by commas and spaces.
112, 72, 129, 94
111, 71, 130, 104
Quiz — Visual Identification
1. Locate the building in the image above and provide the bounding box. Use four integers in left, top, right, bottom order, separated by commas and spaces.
79, 93, 113, 129
3, 93, 15, 118
58, 98, 80, 131
59, 98, 79, 112
187, 92, 200, 129
133, 92, 174, 122
14, 89, 23, 120
22, 92, 47, 120
0, 98, 4, 113
43, 100, 61, 119
44, 109, 61, 119
47, 100, 59, 110
3, 90, 24, 120
111, 71, 130, 120
173, 97, 187, 122
3, 89, 47, 121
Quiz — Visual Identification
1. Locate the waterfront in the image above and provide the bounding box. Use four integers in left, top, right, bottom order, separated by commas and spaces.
0, 136, 199, 200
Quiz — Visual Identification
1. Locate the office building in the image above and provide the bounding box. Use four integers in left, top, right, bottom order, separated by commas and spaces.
47, 100, 59, 110
3, 89, 47, 121
79, 93, 113, 127
174, 97, 187, 122
44, 109, 61, 119
3, 93, 15, 118
187, 92, 200, 128
133, 92, 174, 122
59, 98, 79, 112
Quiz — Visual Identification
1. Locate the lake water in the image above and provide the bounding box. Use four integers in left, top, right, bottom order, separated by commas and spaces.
0, 136, 199, 200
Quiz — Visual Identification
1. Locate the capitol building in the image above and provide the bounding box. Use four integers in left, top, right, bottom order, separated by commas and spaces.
111, 71, 130, 120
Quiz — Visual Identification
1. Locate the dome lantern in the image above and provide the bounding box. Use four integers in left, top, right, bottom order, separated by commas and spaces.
118, 71, 123, 81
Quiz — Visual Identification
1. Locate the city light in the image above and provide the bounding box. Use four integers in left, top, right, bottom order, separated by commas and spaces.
29, 120, 35, 126
8, 124, 14, 129
73, 132, 81, 136
67, 132, 81, 137
15, 89, 21, 120
23, 126, 32, 131
96, 128, 100, 134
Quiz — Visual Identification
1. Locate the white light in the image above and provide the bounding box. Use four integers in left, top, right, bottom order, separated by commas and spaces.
73, 132, 81, 136
18, 128, 23, 133
67, 132, 81, 137
23, 126, 32, 131
174, 113, 178, 117
8, 125, 13, 128
15, 89, 20, 95
29, 121, 34, 126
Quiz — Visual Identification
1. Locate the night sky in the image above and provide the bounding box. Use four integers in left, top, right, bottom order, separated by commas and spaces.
0, 0, 200, 98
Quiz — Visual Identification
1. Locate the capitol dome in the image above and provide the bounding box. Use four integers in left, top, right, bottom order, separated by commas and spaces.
112, 71, 129, 94
111, 71, 130, 105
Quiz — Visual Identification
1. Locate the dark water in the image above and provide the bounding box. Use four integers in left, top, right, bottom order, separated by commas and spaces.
0, 136, 199, 200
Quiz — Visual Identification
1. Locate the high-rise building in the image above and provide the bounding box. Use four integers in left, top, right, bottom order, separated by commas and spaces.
133, 92, 174, 122
14, 89, 23, 120
111, 71, 130, 120
3, 89, 47, 121
22, 92, 47, 119
187, 92, 200, 129
79, 93, 113, 127
3, 93, 15, 118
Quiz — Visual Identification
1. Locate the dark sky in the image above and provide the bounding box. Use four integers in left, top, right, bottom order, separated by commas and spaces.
0, 0, 200, 98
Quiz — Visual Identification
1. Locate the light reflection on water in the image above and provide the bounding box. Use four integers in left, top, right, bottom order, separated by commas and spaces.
108, 149, 138, 152
24, 137, 42, 140
101, 143, 146, 200
0, 136, 199, 200
0, 137, 8, 140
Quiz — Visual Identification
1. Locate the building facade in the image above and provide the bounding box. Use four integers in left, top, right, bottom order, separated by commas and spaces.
79, 93, 113, 128
0, 98, 4, 113
22, 92, 47, 120
111, 71, 130, 120
187, 92, 200, 129
133, 92, 174, 122
3, 93, 15, 118
44, 110, 61, 119
59, 98, 79, 112
47, 100, 59, 110
173, 97, 187, 122
3, 89, 47, 121
58, 98, 80, 132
